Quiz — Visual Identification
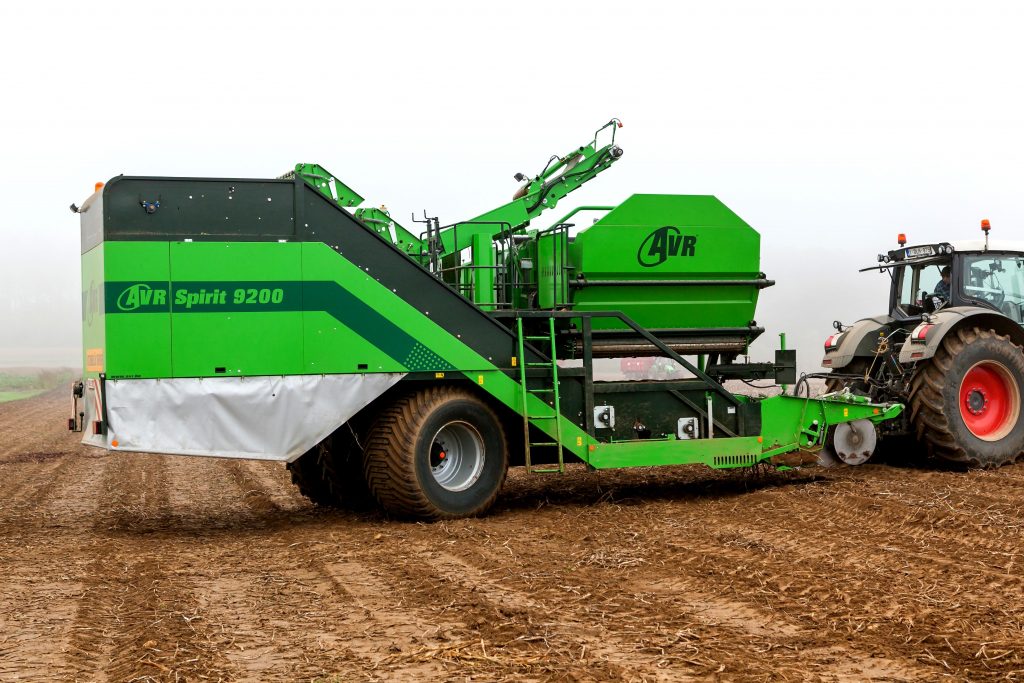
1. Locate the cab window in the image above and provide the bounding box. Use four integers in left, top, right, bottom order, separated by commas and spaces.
962, 254, 1024, 323
896, 261, 950, 313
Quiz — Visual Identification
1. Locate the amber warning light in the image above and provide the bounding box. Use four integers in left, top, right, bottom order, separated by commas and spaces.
981, 219, 991, 233
897, 233, 907, 247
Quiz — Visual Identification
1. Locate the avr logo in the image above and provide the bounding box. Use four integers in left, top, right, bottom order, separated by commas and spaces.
117, 284, 167, 311
637, 226, 697, 267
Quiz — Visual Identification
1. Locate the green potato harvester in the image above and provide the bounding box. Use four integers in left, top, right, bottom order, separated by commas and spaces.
70, 119, 902, 519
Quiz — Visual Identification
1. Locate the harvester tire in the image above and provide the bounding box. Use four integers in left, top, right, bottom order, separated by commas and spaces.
287, 429, 375, 510
363, 387, 508, 520
909, 327, 1024, 467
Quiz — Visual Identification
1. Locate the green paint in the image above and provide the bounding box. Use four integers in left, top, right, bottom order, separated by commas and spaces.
568, 194, 763, 331
289, 163, 365, 207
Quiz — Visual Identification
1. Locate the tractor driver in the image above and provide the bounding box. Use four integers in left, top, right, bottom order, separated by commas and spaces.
934, 265, 952, 300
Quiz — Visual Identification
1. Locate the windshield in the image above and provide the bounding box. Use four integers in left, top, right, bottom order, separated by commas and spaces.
962, 254, 1024, 323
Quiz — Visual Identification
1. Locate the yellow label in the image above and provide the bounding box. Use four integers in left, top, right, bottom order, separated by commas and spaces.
843, 408, 849, 417
85, 348, 104, 373
511, 356, 517, 367
576, 436, 583, 447
434, 372, 445, 379
477, 375, 484, 385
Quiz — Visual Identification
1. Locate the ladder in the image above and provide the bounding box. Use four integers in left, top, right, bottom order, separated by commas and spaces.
515, 317, 566, 474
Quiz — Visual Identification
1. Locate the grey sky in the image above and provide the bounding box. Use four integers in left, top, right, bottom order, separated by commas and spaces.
2, 1, 1022, 370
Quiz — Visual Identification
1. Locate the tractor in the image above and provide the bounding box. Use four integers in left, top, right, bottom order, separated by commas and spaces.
819, 221, 1024, 467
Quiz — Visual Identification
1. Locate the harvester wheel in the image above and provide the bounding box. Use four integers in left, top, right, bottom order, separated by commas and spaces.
909, 327, 1024, 467
363, 387, 508, 520
287, 428, 375, 509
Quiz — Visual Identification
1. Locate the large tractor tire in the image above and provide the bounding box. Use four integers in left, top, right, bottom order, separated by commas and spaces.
909, 327, 1024, 467
287, 428, 375, 509
363, 387, 508, 520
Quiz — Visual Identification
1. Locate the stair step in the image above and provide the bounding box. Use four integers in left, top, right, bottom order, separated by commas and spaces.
528, 388, 555, 393
528, 467, 564, 474
526, 415, 557, 420
530, 442, 561, 447
524, 335, 553, 340
525, 363, 554, 368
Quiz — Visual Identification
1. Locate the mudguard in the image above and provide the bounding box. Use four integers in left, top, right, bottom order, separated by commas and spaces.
822, 315, 894, 370
898, 306, 1024, 363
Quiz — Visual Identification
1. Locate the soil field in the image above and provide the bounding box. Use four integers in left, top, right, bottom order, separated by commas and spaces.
3, 391, 1024, 682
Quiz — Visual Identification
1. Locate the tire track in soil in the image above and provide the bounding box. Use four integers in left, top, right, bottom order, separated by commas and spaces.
166, 456, 337, 681
723, 480, 1024, 598
0, 390, 76, 463
489, 467, 957, 681
416, 516, 933, 682
0, 456, 73, 519
413, 546, 706, 681
723, 484, 1024, 589
314, 548, 633, 681
215, 460, 560, 680
217, 459, 637, 681
67, 453, 237, 682
189, 460, 375, 680
0, 450, 106, 682
620, 490, 1024, 681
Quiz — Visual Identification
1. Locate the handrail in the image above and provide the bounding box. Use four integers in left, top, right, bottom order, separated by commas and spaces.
502, 309, 743, 408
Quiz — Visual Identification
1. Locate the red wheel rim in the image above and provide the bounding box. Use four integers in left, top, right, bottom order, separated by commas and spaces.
959, 361, 1020, 441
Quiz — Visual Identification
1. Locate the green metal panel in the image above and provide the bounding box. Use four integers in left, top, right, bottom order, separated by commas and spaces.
289, 163, 365, 208
301, 311, 406, 374
168, 241, 304, 377
353, 206, 424, 255
103, 242, 172, 378
589, 436, 762, 469
470, 233, 496, 310
568, 194, 763, 331
536, 229, 567, 309
299, 243, 436, 374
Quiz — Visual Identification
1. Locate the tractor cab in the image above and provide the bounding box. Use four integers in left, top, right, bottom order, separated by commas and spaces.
876, 240, 1024, 323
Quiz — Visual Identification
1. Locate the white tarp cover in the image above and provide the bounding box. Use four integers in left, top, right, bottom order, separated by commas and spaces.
89, 374, 405, 462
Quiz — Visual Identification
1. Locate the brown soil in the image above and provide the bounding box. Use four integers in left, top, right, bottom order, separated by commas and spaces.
2, 391, 1024, 682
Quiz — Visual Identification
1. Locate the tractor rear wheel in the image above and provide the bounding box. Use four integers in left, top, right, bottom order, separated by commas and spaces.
287, 428, 375, 509
363, 387, 508, 520
909, 327, 1024, 467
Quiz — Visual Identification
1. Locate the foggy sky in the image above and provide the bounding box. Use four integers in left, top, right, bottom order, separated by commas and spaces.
2, 1, 1023, 371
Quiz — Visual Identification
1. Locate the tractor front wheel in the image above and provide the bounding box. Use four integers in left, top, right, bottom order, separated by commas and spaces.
363, 387, 508, 520
909, 327, 1024, 467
